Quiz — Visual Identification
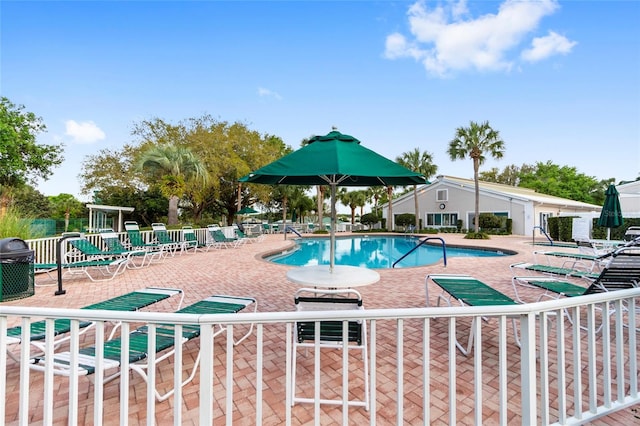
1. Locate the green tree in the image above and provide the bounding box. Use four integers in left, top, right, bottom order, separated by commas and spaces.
132, 117, 287, 225
365, 186, 386, 217
299, 135, 330, 228
48, 193, 85, 232
447, 121, 505, 233
0, 97, 64, 204
518, 161, 607, 205
3, 184, 52, 218
479, 164, 534, 186
81, 116, 287, 225
339, 189, 367, 225
137, 145, 208, 225
396, 148, 438, 229
95, 186, 167, 227
79, 145, 145, 196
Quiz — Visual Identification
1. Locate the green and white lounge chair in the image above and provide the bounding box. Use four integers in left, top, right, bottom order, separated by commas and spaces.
34, 258, 130, 283
5, 287, 183, 362
426, 274, 520, 356
124, 221, 166, 257
182, 226, 208, 253
98, 228, 162, 267
512, 245, 640, 302
152, 223, 188, 255
207, 225, 243, 249
35, 235, 133, 282
234, 224, 264, 243
509, 262, 599, 280
31, 294, 256, 401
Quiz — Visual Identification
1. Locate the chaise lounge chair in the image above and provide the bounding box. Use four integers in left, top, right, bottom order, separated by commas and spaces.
152, 223, 188, 255
5, 287, 183, 362
234, 225, 265, 243
509, 262, 599, 280
124, 221, 166, 257
512, 245, 640, 302
35, 235, 134, 282
206, 225, 243, 249
426, 274, 520, 356
31, 294, 257, 401
182, 226, 208, 253
98, 228, 162, 268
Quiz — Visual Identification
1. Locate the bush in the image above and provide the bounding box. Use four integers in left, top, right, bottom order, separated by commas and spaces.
395, 213, 415, 229
360, 212, 381, 227
0, 206, 36, 240
464, 231, 490, 239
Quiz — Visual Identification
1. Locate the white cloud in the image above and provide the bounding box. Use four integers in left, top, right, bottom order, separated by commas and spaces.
258, 87, 282, 100
64, 120, 106, 144
385, 0, 570, 77
521, 31, 577, 62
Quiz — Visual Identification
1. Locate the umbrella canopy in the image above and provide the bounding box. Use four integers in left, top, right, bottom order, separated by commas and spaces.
597, 184, 624, 239
240, 130, 426, 187
236, 206, 259, 215
239, 130, 428, 271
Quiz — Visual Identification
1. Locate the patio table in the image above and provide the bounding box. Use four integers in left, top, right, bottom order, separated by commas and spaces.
286, 265, 380, 289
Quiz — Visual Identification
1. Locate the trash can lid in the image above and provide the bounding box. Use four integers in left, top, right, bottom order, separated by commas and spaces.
0, 237, 32, 258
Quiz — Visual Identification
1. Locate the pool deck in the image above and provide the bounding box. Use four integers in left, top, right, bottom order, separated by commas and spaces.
4, 232, 639, 424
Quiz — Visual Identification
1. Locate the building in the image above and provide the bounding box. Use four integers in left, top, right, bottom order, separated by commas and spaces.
383, 175, 601, 236
617, 179, 640, 215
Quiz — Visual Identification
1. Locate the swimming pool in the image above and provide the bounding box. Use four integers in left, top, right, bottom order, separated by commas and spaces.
266, 235, 513, 269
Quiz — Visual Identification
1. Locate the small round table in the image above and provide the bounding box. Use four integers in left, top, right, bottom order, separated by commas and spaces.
286, 265, 380, 289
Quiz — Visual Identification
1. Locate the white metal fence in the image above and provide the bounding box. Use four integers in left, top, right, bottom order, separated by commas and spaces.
1, 288, 638, 425
27, 227, 223, 264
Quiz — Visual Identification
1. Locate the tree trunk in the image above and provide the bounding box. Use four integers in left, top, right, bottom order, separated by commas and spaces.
317, 186, 324, 228
387, 186, 393, 231
168, 195, 179, 225
282, 195, 287, 240
473, 159, 480, 232
413, 184, 419, 229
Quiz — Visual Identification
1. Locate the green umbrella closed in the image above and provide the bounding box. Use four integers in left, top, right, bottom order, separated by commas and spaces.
239, 130, 427, 271
597, 184, 623, 240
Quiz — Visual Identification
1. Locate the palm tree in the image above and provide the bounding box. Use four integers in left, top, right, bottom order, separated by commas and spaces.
137, 145, 208, 225
396, 148, 438, 230
338, 189, 367, 225
447, 121, 505, 233
365, 186, 386, 218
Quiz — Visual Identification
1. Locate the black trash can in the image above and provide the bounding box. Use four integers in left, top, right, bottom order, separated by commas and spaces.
0, 237, 35, 302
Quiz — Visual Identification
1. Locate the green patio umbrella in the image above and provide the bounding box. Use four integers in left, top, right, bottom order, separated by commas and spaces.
236, 206, 259, 215
597, 184, 623, 240
239, 129, 427, 271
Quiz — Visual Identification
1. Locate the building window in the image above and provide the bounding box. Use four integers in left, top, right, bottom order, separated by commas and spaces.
436, 189, 448, 202
427, 213, 458, 227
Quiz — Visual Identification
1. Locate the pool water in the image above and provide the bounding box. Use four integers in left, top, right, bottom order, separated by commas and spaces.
267, 236, 512, 269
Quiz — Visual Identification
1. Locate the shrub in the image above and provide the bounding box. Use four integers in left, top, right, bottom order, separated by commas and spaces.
0, 206, 35, 240
464, 231, 490, 239
395, 213, 415, 229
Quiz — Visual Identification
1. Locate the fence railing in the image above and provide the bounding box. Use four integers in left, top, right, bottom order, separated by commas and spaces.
2, 288, 638, 425
26, 227, 226, 264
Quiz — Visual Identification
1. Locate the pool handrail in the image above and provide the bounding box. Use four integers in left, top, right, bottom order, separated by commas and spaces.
392, 236, 447, 268
532, 226, 554, 246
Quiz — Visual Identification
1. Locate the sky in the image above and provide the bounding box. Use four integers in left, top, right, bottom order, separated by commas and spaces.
2, 0, 639, 205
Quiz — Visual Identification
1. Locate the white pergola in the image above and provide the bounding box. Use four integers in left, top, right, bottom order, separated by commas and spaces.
86, 204, 135, 233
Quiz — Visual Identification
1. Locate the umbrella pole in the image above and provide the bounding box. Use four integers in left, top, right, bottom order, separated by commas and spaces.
330, 184, 336, 272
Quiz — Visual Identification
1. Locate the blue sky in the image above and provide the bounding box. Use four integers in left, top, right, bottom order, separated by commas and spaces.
2, 0, 639, 203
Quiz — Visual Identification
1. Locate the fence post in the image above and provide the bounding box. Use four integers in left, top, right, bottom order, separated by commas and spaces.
520, 312, 537, 425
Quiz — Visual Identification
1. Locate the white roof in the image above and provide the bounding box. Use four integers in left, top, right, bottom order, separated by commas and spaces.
386, 175, 601, 210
